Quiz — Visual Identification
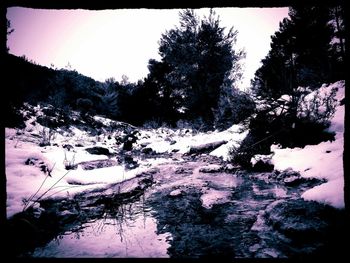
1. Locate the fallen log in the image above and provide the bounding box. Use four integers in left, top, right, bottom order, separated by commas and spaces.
188, 140, 228, 154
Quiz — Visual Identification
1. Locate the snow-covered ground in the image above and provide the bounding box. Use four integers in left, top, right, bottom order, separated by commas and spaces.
271, 80, 345, 208
5, 104, 248, 219
5, 128, 151, 218
138, 123, 248, 158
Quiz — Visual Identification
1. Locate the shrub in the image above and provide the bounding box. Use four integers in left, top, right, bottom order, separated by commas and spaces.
214, 89, 255, 131
39, 127, 55, 147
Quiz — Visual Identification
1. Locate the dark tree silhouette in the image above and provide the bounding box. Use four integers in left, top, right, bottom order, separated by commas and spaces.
146, 9, 245, 127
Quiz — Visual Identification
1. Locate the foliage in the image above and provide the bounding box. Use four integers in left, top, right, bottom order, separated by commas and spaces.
144, 9, 246, 126
251, 6, 344, 101
76, 98, 93, 114
214, 87, 255, 131
38, 127, 55, 147
238, 5, 344, 165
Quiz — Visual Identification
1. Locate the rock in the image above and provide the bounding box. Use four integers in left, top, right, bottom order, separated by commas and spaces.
122, 130, 139, 151
206, 174, 238, 189
200, 188, 231, 209
276, 168, 299, 180
225, 164, 240, 173
25, 157, 38, 165
63, 144, 74, 151
175, 166, 193, 174
251, 155, 274, 172
249, 244, 261, 253
78, 159, 118, 170
169, 189, 183, 197
199, 164, 222, 173
122, 154, 139, 169
265, 199, 331, 242
141, 147, 155, 154
85, 146, 111, 156
188, 140, 228, 154
58, 210, 78, 223
252, 160, 274, 172
283, 175, 302, 186
255, 248, 281, 258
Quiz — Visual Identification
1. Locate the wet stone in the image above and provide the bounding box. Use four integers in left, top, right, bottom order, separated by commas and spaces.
169, 189, 183, 197
199, 164, 222, 173
175, 166, 193, 174
224, 164, 240, 173
58, 210, 79, 223
283, 175, 303, 186
264, 199, 333, 242
78, 159, 118, 170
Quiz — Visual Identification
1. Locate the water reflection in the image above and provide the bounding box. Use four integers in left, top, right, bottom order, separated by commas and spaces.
31, 199, 171, 258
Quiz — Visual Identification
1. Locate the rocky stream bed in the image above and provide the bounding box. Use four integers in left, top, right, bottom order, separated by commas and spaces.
5, 150, 348, 259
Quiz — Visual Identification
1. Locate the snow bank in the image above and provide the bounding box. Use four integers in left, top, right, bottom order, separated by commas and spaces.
5, 122, 170, 218
271, 80, 345, 208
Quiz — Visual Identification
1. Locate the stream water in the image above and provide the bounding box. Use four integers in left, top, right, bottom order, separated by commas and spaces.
31, 199, 171, 258
14, 156, 347, 259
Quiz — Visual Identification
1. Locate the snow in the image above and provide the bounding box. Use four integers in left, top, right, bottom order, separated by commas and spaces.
271, 80, 345, 208
6, 102, 249, 218
5, 118, 170, 218
210, 125, 249, 161
138, 123, 248, 159
7, 80, 343, 219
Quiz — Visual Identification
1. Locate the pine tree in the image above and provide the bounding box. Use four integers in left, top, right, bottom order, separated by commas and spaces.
147, 9, 245, 126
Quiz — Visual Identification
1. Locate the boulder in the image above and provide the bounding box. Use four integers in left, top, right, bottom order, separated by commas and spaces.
85, 146, 111, 156
251, 155, 274, 172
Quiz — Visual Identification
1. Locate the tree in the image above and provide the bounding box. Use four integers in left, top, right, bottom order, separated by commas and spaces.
7, 19, 14, 52
251, 5, 338, 135
241, 4, 343, 168
252, 6, 336, 99
147, 9, 245, 126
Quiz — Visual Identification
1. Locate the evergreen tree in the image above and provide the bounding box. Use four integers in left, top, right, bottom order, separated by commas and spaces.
252, 6, 338, 101
147, 9, 245, 126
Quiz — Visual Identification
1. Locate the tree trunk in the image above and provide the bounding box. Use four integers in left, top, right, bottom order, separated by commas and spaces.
334, 6, 345, 61
188, 140, 228, 154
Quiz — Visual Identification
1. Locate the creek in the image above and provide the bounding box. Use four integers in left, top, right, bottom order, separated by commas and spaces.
10, 154, 347, 258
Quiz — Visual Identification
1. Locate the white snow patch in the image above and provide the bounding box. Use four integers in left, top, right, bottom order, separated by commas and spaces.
271, 80, 345, 208
138, 123, 248, 159
301, 178, 344, 209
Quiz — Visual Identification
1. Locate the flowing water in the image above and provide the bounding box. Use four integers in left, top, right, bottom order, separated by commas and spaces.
13, 156, 347, 259
31, 199, 171, 258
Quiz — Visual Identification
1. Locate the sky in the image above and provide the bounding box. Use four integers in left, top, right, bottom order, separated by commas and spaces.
7, 7, 289, 90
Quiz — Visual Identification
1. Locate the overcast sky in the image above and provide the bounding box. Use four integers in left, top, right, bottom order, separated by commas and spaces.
7, 7, 289, 90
